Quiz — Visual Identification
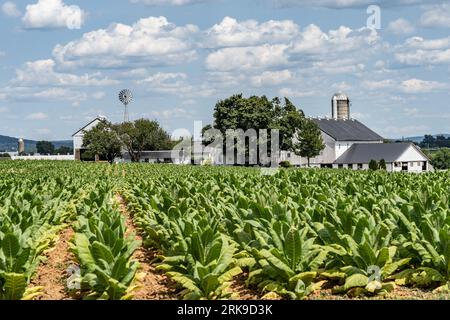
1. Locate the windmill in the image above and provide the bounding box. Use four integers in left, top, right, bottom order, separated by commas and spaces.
119, 89, 133, 123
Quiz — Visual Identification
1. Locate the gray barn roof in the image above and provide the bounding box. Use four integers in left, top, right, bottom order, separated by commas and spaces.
312, 118, 384, 141
334, 143, 416, 164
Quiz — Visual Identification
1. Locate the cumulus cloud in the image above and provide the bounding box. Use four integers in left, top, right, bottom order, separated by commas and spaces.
395, 36, 450, 66
13, 59, 118, 86
362, 78, 448, 93
205, 21, 379, 73
387, 18, 415, 35
420, 4, 450, 28
250, 70, 293, 87
206, 44, 289, 72
400, 78, 448, 93
52, 16, 199, 68
22, 0, 86, 30
136, 72, 215, 97
203, 16, 299, 48
2, 1, 21, 17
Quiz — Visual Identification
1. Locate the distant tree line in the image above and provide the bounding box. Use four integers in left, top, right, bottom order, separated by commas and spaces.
419, 135, 450, 149
36, 141, 73, 155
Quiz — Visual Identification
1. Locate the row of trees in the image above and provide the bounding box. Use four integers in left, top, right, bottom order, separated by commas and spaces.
419, 135, 450, 149
84, 95, 325, 166
204, 94, 325, 166
82, 119, 174, 163
36, 141, 73, 155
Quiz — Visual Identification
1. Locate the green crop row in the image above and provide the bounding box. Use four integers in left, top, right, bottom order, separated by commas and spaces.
0, 161, 448, 300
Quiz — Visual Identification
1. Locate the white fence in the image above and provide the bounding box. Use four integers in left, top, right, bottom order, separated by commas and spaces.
11, 154, 75, 161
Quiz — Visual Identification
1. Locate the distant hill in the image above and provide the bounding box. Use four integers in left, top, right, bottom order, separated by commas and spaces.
0, 135, 72, 153
391, 134, 450, 143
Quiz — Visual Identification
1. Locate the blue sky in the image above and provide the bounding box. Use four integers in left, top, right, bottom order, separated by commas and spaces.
0, 0, 449, 140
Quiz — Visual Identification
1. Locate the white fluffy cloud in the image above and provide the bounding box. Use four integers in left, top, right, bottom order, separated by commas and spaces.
206, 44, 289, 72
203, 16, 299, 48
22, 0, 86, 30
2, 1, 21, 17
362, 78, 448, 93
420, 4, 450, 28
52, 16, 199, 68
205, 20, 379, 73
14, 59, 118, 86
250, 70, 293, 87
395, 36, 450, 65
387, 18, 415, 35
400, 78, 448, 93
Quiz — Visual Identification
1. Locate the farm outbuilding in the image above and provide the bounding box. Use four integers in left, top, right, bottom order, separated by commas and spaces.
72, 116, 106, 161
333, 142, 432, 173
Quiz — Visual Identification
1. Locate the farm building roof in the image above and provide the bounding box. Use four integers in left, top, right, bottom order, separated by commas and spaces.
312, 118, 384, 141
334, 142, 421, 164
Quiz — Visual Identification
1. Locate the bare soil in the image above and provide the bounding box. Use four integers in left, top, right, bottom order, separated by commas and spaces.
307, 285, 450, 300
30, 228, 77, 300
115, 194, 180, 300
230, 273, 263, 300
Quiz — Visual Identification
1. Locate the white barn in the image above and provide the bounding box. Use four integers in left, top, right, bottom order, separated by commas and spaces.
72, 116, 106, 161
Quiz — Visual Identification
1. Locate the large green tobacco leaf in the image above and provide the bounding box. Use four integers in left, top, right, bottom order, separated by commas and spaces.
0, 272, 27, 300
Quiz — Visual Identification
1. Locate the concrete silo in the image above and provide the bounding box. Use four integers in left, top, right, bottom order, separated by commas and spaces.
18, 138, 25, 154
332, 93, 350, 120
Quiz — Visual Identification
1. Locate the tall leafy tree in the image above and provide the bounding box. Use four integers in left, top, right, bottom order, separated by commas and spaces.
292, 119, 325, 167
114, 119, 173, 162
431, 148, 450, 170
82, 121, 122, 164
205, 94, 307, 165
36, 141, 55, 155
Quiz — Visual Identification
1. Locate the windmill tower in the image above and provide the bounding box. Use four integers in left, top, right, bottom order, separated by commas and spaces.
119, 89, 133, 123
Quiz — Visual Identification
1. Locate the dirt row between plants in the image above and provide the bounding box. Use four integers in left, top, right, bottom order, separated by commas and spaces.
30, 228, 76, 300
115, 194, 266, 300
115, 194, 179, 300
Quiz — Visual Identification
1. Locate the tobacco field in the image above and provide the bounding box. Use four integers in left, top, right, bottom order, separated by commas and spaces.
0, 161, 449, 300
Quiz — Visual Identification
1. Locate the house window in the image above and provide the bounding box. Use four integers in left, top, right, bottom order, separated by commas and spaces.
358, 164, 363, 170
287, 153, 291, 158
338, 164, 343, 169
410, 162, 414, 167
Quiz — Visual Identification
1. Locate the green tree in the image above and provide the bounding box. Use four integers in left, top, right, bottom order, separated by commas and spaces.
36, 141, 55, 155
205, 94, 307, 165
292, 119, 325, 167
379, 159, 387, 170
369, 160, 378, 171
114, 119, 173, 162
431, 148, 450, 170
82, 121, 122, 164
55, 146, 73, 155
